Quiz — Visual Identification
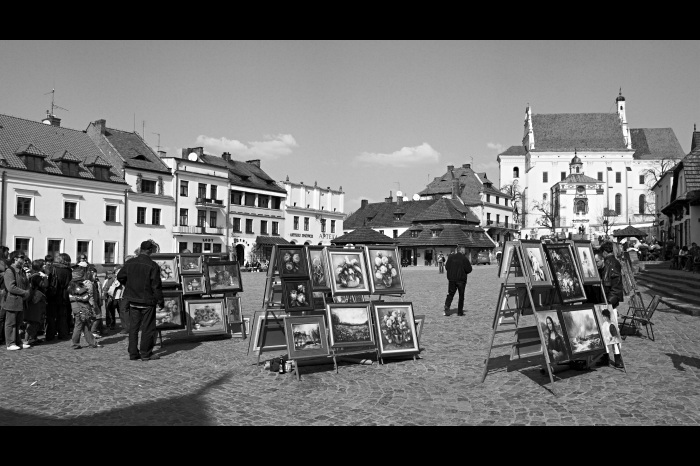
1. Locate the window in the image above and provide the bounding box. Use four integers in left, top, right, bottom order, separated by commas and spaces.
230, 190, 243, 205
77, 241, 90, 261
560, 172, 566, 181
505, 198, 509, 206
410, 230, 419, 238
331, 220, 336, 233
152, 208, 161, 226
17, 197, 32, 216
304, 217, 309, 231
136, 207, 146, 224
47, 239, 62, 258
15, 238, 30, 256
616, 172, 621, 183
543, 172, 548, 183
203, 242, 211, 252
179, 242, 188, 253
487, 213, 491, 222
197, 210, 206, 227
321, 219, 326, 233
639, 175, 645, 185
258, 195, 269, 208
271, 197, 282, 209
210, 185, 217, 200
639, 194, 646, 214
142, 179, 156, 194
232, 217, 241, 232
496, 214, 500, 224
379, 230, 385, 235
393, 230, 398, 238
64, 201, 78, 220
105, 205, 117, 222
209, 211, 217, 228
213, 244, 222, 253
495, 196, 499, 205
179, 208, 189, 226
104, 242, 116, 264
431, 229, 440, 238
24, 155, 43, 172
245, 219, 254, 234
576, 200, 586, 214
513, 167, 519, 178
598, 172, 603, 181
615, 193, 622, 215
505, 216, 509, 227
261, 220, 268, 235
180, 180, 189, 197
192, 242, 202, 253
272, 221, 279, 236
486, 194, 491, 203
542, 193, 547, 201
294, 216, 299, 230
244, 193, 256, 207
198, 183, 206, 199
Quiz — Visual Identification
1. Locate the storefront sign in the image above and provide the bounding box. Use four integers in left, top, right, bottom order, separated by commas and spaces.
290, 233, 314, 238
319, 233, 337, 240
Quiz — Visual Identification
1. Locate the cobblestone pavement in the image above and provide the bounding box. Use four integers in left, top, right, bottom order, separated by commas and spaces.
1, 265, 699, 425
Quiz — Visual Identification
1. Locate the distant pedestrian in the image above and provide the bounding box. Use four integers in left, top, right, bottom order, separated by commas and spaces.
2, 251, 31, 351
443, 245, 473, 316
437, 252, 446, 274
117, 241, 165, 361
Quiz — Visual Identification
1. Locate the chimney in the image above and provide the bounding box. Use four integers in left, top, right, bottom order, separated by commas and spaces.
462, 163, 470, 169
361, 199, 369, 209
452, 179, 460, 198
158, 150, 167, 158
41, 111, 61, 127
93, 119, 106, 135
447, 164, 454, 171
397, 196, 404, 206
222, 152, 231, 162
385, 191, 393, 203
246, 159, 261, 168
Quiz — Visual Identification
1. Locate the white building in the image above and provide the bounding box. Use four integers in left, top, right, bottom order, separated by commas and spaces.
282, 179, 345, 246
498, 92, 685, 240
651, 170, 674, 242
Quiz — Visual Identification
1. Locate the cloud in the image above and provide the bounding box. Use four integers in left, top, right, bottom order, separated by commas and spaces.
194, 134, 298, 159
487, 142, 505, 153
356, 143, 440, 167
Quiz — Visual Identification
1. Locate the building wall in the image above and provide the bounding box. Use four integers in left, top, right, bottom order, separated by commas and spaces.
124, 169, 175, 255
229, 186, 286, 262
283, 181, 345, 245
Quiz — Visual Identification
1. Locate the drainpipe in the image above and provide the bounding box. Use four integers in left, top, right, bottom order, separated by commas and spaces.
123, 189, 129, 262
174, 170, 179, 253
0, 171, 6, 246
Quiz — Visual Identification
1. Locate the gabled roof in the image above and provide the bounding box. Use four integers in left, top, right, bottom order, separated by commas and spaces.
0, 113, 126, 183
531, 113, 628, 151
16, 143, 46, 157
612, 225, 648, 237
344, 199, 438, 229
559, 173, 602, 184
678, 130, 700, 192
498, 145, 527, 156
200, 154, 287, 194
331, 226, 397, 245
397, 224, 495, 249
630, 128, 685, 161
102, 127, 171, 174
417, 164, 485, 204
412, 198, 480, 224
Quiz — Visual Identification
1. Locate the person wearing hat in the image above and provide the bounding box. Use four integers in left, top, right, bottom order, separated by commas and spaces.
117, 240, 165, 361
443, 245, 472, 316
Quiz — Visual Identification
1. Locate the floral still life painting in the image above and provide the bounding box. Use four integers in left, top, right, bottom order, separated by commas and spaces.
327, 249, 370, 295
372, 302, 419, 357
277, 246, 309, 278
186, 299, 227, 336
282, 280, 314, 312
365, 247, 405, 294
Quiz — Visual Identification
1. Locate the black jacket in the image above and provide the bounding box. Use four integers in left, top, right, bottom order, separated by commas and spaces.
602, 255, 624, 308
445, 252, 473, 282
117, 254, 164, 307
49, 263, 73, 304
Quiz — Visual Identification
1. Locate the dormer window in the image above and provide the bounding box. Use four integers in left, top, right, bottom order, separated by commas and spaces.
410, 230, 419, 238
61, 161, 80, 177
22, 155, 44, 172
92, 167, 111, 181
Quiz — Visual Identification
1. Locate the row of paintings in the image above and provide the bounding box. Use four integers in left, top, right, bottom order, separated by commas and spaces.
157, 292, 243, 335
499, 241, 599, 304
150, 253, 243, 295
536, 304, 620, 364
251, 302, 424, 361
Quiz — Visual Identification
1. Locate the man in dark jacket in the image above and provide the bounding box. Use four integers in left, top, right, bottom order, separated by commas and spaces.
45, 253, 73, 341
444, 245, 473, 316
595, 241, 625, 368
2, 251, 31, 350
117, 240, 164, 361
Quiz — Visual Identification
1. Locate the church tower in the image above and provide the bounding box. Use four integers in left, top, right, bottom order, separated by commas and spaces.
569, 150, 583, 174
616, 89, 632, 149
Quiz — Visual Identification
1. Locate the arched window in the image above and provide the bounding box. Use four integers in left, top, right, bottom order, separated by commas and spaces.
639, 194, 646, 214
575, 167, 580, 173
615, 193, 622, 215
513, 167, 520, 178
576, 200, 586, 214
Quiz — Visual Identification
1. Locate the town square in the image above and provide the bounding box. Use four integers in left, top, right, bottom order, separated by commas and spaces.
0, 40, 699, 426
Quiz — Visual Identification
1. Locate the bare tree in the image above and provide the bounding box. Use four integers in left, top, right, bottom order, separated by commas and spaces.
595, 207, 620, 240
500, 181, 522, 226
641, 158, 680, 216
530, 199, 557, 235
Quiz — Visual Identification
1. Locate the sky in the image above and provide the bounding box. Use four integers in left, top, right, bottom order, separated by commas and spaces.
1, 40, 698, 214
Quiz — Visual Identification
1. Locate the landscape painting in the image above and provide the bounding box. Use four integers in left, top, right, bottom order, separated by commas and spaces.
285, 316, 329, 359
326, 304, 374, 348
561, 307, 604, 355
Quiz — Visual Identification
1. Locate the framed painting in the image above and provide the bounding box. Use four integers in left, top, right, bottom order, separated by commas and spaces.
498, 241, 525, 281
520, 240, 552, 287
185, 298, 228, 336
332, 294, 370, 303
414, 314, 425, 347
204, 261, 243, 294
284, 315, 329, 360
572, 241, 600, 284
265, 276, 283, 308
277, 245, 310, 278
230, 316, 250, 338
326, 303, 375, 349
306, 246, 332, 292
535, 309, 570, 364
593, 304, 622, 349
371, 302, 419, 357
252, 314, 287, 353
225, 296, 243, 322
151, 253, 179, 287
179, 254, 203, 275
156, 290, 185, 330
281, 279, 314, 312
364, 245, 405, 295
326, 248, 371, 296
182, 275, 205, 295
560, 305, 605, 357
543, 243, 587, 304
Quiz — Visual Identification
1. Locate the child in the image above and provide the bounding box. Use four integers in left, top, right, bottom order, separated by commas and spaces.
86, 265, 104, 338
24, 274, 47, 346
68, 265, 102, 349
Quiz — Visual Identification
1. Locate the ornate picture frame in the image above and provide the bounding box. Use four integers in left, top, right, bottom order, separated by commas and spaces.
281, 279, 314, 312
371, 301, 419, 357
572, 240, 600, 284
543, 243, 587, 304
364, 245, 405, 295
151, 253, 180, 288
520, 240, 553, 287
204, 260, 243, 294
179, 254, 203, 275
326, 247, 371, 296
182, 275, 205, 295
185, 297, 228, 336
306, 246, 332, 292
276, 245, 310, 278
326, 303, 375, 349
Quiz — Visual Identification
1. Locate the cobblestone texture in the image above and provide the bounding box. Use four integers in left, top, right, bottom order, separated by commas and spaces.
1, 265, 699, 425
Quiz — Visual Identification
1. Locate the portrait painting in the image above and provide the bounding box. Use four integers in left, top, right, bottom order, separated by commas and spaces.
182, 275, 205, 295
185, 298, 228, 336
277, 246, 309, 278
284, 316, 329, 360
151, 253, 179, 287
520, 241, 552, 287
156, 291, 185, 330
593, 304, 622, 348
364, 246, 405, 295
536, 310, 569, 364
561, 306, 604, 356
204, 261, 243, 293
544, 243, 586, 303
573, 241, 600, 284
225, 296, 242, 322
327, 248, 371, 295
372, 302, 419, 357
252, 315, 287, 353
306, 246, 331, 292
281, 279, 314, 312
179, 254, 203, 275
326, 304, 375, 348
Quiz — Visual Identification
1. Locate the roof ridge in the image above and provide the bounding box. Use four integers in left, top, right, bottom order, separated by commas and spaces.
0, 113, 87, 134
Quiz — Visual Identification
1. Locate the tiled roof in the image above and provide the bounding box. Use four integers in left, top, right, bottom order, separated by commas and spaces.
0, 114, 126, 184
692, 130, 700, 152
344, 199, 438, 229
84, 155, 111, 167
612, 225, 648, 237
412, 198, 480, 224
531, 113, 628, 151
103, 127, 171, 174
630, 128, 685, 161
200, 154, 287, 194
417, 165, 485, 204
397, 224, 495, 249
256, 235, 290, 246
16, 143, 46, 157
560, 173, 601, 184
331, 226, 397, 245
52, 149, 82, 162
498, 145, 527, 156
679, 133, 700, 191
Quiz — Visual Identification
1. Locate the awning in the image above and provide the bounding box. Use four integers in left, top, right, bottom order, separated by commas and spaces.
256, 236, 291, 246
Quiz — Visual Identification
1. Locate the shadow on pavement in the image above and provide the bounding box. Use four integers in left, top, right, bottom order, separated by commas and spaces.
666, 353, 700, 372
0, 373, 232, 426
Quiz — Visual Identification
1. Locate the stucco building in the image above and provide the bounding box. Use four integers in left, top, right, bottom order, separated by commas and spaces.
282, 178, 345, 246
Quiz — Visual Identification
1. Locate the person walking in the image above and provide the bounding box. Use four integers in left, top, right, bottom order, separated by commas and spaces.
2, 251, 31, 351
443, 245, 473, 316
437, 252, 446, 274
117, 241, 164, 361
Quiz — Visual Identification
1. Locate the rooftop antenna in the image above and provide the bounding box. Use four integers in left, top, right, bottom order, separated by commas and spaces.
152, 132, 161, 152
44, 88, 69, 116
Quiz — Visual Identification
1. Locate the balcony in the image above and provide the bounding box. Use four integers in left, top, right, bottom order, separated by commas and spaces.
195, 197, 225, 208
173, 225, 224, 235
485, 221, 516, 230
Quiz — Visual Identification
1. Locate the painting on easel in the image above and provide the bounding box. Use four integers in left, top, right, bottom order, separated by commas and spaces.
560, 306, 604, 357
536, 310, 569, 364
544, 243, 586, 304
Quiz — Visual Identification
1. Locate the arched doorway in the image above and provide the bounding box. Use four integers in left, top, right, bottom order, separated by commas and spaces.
235, 244, 245, 266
